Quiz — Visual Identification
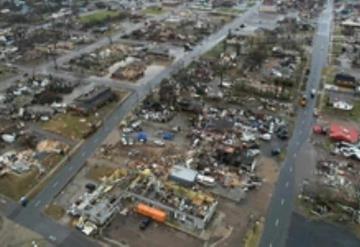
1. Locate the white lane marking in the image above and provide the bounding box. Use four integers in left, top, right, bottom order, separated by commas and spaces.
293, 153, 297, 158
34, 200, 41, 208
275, 219, 279, 227
68, 166, 73, 171
281, 198, 285, 206
269, 243, 273, 247
81, 152, 86, 157
289, 166, 293, 173
52, 182, 58, 188
285, 181, 289, 188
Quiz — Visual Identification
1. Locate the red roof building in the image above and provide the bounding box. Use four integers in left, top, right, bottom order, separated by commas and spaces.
329, 123, 359, 143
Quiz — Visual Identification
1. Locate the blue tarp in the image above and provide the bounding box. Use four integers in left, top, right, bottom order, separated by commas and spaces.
163, 131, 174, 140
136, 132, 148, 142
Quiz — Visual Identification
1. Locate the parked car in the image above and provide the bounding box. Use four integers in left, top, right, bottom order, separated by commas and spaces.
260, 133, 271, 141
271, 148, 281, 156
19, 196, 28, 207
139, 218, 152, 230
310, 89, 316, 98
85, 183, 96, 193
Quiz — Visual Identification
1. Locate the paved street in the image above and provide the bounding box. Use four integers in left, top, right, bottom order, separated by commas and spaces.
6, 4, 269, 246
259, 1, 334, 247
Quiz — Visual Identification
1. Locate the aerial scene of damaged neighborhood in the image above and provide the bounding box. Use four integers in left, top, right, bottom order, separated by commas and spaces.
1, 0, 360, 246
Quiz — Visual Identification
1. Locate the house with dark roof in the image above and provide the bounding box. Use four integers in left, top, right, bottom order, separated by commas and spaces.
334, 73, 357, 88
70, 86, 115, 115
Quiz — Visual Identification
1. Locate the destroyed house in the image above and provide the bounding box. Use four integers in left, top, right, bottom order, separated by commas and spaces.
215, 145, 243, 166
334, 73, 357, 88
83, 200, 117, 226
177, 99, 203, 114
71, 86, 115, 114
205, 119, 234, 132
147, 47, 170, 59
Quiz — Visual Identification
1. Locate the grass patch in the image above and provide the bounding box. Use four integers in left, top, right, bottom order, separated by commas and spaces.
332, 42, 343, 57
244, 218, 264, 247
44, 203, 65, 221
334, 25, 343, 36
42, 98, 121, 141
142, 6, 165, 15
42, 113, 97, 141
0, 170, 39, 200
42, 153, 64, 168
0, 64, 16, 80
322, 66, 336, 85
79, 10, 121, 26
215, 7, 244, 14
322, 101, 360, 122
203, 42, 225, 59
86, 165, 116, 182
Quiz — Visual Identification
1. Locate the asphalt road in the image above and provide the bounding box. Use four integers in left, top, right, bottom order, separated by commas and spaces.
6, 4, 267, 246
259, 1, 334, 247
287, 213, 360, 247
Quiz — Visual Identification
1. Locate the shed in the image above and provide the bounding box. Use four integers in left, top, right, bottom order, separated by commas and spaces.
169, 165, 198, 187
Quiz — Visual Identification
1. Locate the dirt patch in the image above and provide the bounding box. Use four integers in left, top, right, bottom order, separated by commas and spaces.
104, 213, 202, 247
217, 157, 278, 247
44, 203, 66, 221
0, 170, 39, 200
86, 164, 117, 182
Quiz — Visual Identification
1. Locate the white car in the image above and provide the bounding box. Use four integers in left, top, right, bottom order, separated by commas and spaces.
260, 133, 271, 141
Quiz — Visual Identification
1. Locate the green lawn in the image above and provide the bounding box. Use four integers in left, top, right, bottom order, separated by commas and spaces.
322, 66, 336, 85
142, 6, 165, 15
203, 42, 226, 59
42, 98, 121, 141
80, 10, 120, 26
244, 218, 264, 247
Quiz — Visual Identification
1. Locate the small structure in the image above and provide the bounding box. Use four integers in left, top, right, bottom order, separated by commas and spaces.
71, 86, 115, 114
334, 73, 357, 89
169, 165, 198, 187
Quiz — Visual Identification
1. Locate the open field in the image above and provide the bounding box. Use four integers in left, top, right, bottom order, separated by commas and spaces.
42, 92, 128, 141
0, 170, 39, 200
